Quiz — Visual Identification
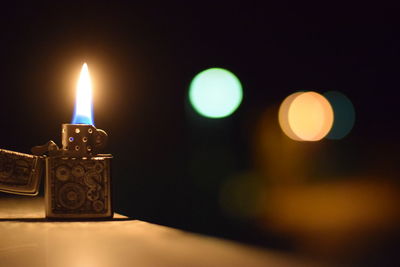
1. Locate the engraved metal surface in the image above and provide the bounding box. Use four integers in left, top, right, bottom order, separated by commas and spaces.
0, 149, 43, 195
45, 155, 112, 219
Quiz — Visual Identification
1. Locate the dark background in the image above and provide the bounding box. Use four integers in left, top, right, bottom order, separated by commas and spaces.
1, 2, 400, 265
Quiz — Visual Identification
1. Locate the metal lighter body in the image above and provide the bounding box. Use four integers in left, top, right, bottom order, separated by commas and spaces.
44, 124, 112, 219
0, 123, 113, 220
45, 155, 112, 219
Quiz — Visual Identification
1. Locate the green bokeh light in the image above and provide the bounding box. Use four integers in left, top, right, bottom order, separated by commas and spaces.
189, 68, 243, 118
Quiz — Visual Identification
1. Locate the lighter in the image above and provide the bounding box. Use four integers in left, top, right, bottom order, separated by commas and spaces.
0, 123, 113, 219
0, 63, 113, 219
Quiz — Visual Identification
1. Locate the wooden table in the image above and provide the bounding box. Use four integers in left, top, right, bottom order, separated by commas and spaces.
0, 197, 317, 267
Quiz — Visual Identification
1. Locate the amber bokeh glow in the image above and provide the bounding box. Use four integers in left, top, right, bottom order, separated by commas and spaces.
279, 91, 334, 141
278, 92, 304, 141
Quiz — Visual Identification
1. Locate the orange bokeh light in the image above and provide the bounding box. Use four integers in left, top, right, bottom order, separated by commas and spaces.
278, 92, 304, 141
279, 91, 334, 141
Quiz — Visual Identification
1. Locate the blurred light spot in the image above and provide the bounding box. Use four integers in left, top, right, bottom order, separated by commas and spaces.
324, 91, 355, 139
279, 91, 334, 141
278, 92, 304, 141
189, 68, 243, 118
261, 180, 400, 238
289, 92, 334, 141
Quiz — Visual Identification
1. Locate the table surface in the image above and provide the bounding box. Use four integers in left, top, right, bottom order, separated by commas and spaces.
0, 197, 317, 267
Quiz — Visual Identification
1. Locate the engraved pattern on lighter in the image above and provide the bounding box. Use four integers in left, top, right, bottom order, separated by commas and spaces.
0, 149, 43, 195
45, 155, 112, 219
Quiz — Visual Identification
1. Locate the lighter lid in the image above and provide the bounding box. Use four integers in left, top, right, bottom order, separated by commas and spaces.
0, 149, 43, 196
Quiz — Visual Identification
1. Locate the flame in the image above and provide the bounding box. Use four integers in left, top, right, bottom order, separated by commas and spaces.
72, 63, 94, 125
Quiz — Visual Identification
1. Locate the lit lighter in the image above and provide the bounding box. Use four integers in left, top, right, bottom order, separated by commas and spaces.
0, 63, 113, 219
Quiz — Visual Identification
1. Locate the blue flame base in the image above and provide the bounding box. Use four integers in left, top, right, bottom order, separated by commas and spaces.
72, 114, 93, 125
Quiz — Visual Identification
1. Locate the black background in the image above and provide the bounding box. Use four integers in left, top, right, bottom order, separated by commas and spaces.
1, 1, 399, 263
